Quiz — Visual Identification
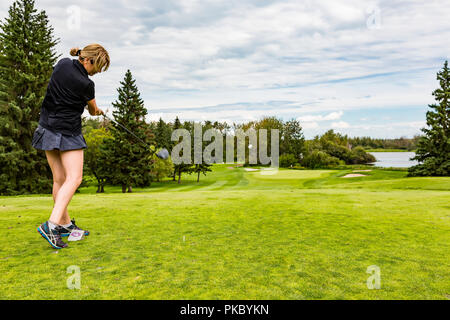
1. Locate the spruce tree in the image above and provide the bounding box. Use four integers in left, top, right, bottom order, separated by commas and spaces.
172, 116, 182, 181
98, 70, 154, 192
155, 117, 172, 150
408, 61, 450, 177
0, 0, 59, 195
171, 117, 194, 183
192, 121, 213, 182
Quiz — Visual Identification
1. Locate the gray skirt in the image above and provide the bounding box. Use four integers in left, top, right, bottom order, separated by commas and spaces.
32, 124, 88, 151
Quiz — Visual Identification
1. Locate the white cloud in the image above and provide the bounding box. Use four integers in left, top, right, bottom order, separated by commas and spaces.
298, 110, 344, 122
301, 122, 320, 129
0, 0, 446, 139
331, 121, 350, 128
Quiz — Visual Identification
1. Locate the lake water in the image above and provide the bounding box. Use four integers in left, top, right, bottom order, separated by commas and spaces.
368, 152, 418, 168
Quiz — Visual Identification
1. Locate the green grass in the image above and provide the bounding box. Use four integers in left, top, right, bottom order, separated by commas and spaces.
0, 165, 449, 299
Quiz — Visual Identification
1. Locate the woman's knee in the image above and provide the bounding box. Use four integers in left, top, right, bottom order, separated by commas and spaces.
46, 150, 66, 184
65, 175, 83, 187
54, 176, 66, 185
60, 149, 84, 187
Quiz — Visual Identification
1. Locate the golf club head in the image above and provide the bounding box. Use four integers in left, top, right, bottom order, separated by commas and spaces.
156, 148, 169, 160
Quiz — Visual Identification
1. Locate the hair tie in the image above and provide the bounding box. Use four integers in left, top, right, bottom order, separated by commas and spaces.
76, 49, 81, 56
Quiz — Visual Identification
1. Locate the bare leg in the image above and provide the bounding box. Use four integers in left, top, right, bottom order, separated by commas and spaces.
48, 149, 84, 225
45, 150, 71, 224
53, 185, 71, 225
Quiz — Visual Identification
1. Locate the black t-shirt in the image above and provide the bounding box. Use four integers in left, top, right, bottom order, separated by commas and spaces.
38, 58, 95, 136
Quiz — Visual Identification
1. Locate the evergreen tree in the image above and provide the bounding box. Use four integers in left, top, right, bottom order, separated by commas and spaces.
172, 116, 181, 181
0, 0, 59, 195
155, 117, 172, 150
192, 121, 213, 182
171, 117, 194, 183
408, 61, 450, 176
98, 70, 155, 192
192, 163, 212, 182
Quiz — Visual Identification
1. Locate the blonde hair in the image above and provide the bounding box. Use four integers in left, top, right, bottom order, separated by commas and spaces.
70, 44, 110, 73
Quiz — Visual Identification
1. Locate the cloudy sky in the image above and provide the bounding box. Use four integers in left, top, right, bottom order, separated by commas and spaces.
1, 0, 449, 139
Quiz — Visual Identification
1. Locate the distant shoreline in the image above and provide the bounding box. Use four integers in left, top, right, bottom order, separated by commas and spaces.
365, 148, 416, 152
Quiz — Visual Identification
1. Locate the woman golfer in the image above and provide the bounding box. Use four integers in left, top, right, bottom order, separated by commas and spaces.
32, 44, 110, 249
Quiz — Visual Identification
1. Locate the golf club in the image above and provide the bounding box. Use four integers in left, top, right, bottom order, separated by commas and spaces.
101, 112, 169, 160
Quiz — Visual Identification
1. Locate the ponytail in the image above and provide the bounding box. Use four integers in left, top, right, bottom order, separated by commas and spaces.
70, 47, 81, 56
69, 44, 110, 73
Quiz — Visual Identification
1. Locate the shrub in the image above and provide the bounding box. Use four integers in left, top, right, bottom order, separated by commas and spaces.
349, 146, 377, 164
280, 153, 299, 168
301, 150, 343, 169
322, 140, 353, 163
150, 154, 174, 182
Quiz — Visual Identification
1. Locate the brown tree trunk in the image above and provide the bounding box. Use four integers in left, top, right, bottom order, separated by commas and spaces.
128, 185, 133, 193
94, 172, 101, 193
178, 171, 181, 184
197, 171, 200, 182
122, 184, 126, 193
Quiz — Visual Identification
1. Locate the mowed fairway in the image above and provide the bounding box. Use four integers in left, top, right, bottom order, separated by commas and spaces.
0, 165, 449, 299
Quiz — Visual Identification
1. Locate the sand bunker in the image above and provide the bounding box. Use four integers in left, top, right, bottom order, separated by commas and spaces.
244, 168, 259, 172
352, 169, 372, 172
341, 173, 367, 178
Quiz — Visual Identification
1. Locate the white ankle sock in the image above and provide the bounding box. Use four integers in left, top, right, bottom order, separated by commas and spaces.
48, 221, 58, 230
61, 222, 72, 228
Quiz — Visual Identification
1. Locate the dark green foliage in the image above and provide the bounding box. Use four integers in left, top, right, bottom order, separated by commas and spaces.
408, 61, 450, 176
234, 116, 294, 165
0, 0, 58, 195
191, 121, 213, 182
349, 146, 377, 164
348, 135, 419, 151
97, 70, 155, 192
281, 119, 305, 161
154, 117, 172, 151
171, 117, 193, 183
321, 140, 353, 163
301, 130, 375, 167
319, 129, 349, 147
192, 164, 212, 182
254, 117, 283, 158
302, 150, 343, 169
279, 153, 299, 168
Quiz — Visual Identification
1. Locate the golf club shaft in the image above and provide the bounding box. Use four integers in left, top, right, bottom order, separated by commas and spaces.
102, 114, 150, 148
97, 111, 169, 159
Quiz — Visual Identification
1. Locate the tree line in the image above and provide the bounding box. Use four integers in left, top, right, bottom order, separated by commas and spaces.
0, 0, 447, 196
347, 136, 420, 151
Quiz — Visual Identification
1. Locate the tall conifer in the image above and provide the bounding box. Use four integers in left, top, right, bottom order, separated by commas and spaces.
408, 61, 450, 176
0, 0, 58, 195
98, 70, 154, 192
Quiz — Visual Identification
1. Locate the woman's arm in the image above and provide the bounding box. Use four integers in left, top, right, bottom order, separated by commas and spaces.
86, 98, 104, 116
